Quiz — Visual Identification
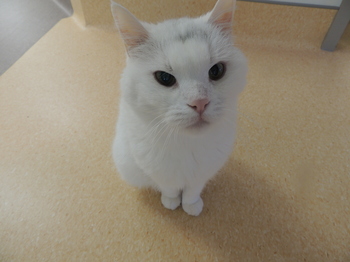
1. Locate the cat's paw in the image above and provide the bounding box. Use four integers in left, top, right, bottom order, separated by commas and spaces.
182, 198, 203, 216
161, 195, 181, 210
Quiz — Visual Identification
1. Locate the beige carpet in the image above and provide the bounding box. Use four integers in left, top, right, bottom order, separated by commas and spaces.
1, 0, 349, 261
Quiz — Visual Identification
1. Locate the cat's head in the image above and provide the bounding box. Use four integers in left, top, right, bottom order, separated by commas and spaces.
111, 0, 247, 134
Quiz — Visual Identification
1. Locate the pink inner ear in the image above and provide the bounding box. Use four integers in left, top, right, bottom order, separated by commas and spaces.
120, 28, 148, 49
111, 3, 149, 52
215, 12, 232, 31
208, 0, 235, 32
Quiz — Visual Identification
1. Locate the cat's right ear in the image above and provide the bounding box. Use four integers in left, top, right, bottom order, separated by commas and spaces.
208, 0, 236, 34
111, 2, 149, 54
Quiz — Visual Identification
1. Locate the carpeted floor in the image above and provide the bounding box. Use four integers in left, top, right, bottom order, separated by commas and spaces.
0, 0, 349, 261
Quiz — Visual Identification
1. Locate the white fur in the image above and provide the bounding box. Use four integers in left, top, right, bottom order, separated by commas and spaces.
111, 0, 247, 216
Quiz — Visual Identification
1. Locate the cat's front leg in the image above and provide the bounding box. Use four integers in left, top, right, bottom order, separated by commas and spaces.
159, 187, 181, 211
182, 183, 206, 216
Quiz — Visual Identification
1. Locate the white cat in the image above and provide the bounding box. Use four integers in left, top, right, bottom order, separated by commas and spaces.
111, 0, 247, 216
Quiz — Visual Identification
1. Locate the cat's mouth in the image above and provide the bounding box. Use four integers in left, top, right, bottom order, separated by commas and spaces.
187, 118, 210, 130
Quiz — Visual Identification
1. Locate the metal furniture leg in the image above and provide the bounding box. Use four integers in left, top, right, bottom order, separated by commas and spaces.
321, 0, 350, 51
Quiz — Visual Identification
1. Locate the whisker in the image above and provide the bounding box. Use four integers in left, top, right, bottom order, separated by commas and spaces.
144, 114, 167, 138
237, 110, 263, 129
146, 121, 166, 145
152, 120, 171, 149
173, 123, 181, 144
221, 108, 262, 129
159, 125, 175, 158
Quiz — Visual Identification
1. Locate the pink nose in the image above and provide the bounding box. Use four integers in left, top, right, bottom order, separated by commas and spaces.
187, 98, 210, 114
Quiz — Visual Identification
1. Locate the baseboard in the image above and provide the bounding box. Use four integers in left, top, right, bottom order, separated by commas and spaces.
239, 0, 340, 9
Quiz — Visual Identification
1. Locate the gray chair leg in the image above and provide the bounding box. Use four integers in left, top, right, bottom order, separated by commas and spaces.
321, 0, 350, 51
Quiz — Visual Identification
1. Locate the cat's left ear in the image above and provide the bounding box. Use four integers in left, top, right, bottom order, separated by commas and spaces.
208, 0, 236, 33
111, 2, 149, 53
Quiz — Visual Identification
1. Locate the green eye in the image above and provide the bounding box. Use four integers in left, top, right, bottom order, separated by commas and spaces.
209, 62, 226, 81
154, 71, 176, 87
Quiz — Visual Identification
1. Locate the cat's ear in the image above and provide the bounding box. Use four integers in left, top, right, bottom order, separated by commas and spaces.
111, 2, 148, 53
208, 0, 236, 33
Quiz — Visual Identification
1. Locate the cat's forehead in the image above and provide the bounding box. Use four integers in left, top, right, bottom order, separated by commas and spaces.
145, 17, 219, 70
135, 15, 234, 75
165, 39, 211, 72
146, 16, 211, 43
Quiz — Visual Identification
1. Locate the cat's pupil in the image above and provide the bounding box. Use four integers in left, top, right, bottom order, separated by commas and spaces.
154, 71, 176, 87
162, 73, 171, 82
211, 66, 218, 75
209, 62, 225, 81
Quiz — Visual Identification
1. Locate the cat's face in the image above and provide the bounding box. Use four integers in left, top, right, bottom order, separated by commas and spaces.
112, 0, 247, 133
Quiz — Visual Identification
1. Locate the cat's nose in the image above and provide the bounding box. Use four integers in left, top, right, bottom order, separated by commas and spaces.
187, 98, 210, 115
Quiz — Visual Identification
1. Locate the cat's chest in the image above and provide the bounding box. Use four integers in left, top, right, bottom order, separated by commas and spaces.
130, 125, 234, 181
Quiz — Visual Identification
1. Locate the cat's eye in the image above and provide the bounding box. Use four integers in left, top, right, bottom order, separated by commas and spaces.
154, 71, 176, 87
209, 62, 226, 81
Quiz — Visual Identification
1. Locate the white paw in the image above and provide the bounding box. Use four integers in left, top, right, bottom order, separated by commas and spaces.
182, 198, 203, 216
161, 195, 181, 210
